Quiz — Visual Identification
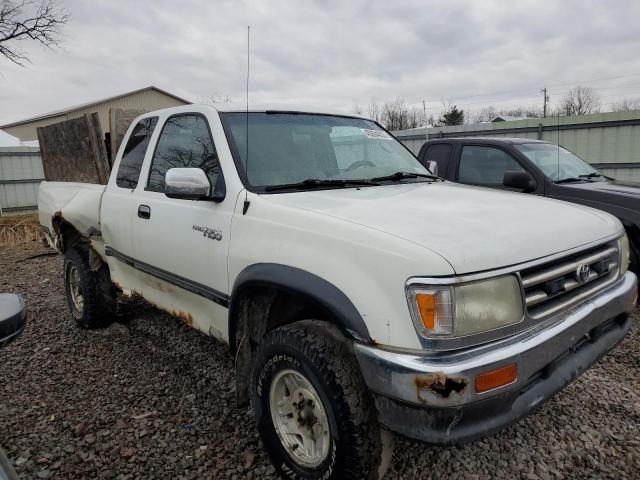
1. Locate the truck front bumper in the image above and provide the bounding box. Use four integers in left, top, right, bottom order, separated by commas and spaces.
354, 271, 637, 444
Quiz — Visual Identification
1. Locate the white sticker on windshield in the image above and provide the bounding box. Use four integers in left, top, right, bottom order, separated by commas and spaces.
361, 128, 392, 140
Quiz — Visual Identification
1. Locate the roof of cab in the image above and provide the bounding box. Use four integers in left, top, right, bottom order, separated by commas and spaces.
147, 103, 372, 120
427, 137, 549, 145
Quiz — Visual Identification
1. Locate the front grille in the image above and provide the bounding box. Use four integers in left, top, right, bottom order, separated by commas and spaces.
520, 242, 619, 319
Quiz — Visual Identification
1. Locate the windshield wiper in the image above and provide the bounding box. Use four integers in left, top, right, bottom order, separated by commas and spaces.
265, 178, 378, 192
555, 177, 587, 184
579, 172, 613, 180
370, 171, 442, 182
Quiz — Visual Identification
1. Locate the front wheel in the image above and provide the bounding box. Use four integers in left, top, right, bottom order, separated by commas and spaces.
250, 321, 391, 480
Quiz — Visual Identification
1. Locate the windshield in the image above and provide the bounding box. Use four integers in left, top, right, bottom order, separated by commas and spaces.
515, 143, 602, 182
220, 113, 430, 191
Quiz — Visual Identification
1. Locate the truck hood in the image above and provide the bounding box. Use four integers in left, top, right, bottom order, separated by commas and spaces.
558, 179, 640, 201
263, 181, 621, 274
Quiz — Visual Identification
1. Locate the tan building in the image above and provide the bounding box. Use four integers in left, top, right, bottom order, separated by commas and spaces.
0, 86, 190, 142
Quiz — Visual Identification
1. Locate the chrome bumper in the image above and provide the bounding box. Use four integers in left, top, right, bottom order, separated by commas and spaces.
355, 272, 637, 409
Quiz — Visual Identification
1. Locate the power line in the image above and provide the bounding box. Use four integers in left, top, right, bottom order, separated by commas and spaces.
419, 72, 640, 106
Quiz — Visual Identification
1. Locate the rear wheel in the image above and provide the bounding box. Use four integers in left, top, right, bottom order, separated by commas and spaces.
250, 321, 391, 480
63, 246, 116, 328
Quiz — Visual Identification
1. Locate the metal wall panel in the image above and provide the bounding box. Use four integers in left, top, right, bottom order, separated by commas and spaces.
0, 147, 43, 213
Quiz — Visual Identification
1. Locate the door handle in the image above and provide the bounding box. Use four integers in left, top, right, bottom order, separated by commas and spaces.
138, 204, 151, 219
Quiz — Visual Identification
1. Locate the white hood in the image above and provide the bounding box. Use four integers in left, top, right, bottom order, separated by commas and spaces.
263, 181, 622, 274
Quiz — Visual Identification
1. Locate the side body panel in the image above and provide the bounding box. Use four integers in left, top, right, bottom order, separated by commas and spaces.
102, 106, 247, 342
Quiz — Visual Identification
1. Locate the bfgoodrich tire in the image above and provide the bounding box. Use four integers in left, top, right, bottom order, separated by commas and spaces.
63, 246, 116, 328
251, 321, 389, 480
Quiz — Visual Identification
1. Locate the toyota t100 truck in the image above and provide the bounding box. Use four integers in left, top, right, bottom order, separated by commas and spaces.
39, 105, 637, 479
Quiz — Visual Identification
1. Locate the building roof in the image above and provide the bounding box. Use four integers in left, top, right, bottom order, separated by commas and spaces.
491, 115, 532, 122
0, 86, 191, 129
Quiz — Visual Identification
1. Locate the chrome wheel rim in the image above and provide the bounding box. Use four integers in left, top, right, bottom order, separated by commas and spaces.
68, 265, 84, 314
269, 369, 330, 467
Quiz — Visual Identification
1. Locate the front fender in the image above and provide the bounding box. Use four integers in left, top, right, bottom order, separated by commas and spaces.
228, 263, 371, 350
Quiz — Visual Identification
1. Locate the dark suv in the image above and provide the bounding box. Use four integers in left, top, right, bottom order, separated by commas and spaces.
418, 137, 640, 271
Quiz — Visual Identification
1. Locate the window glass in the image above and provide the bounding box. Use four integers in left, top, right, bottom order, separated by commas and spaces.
515, 143, 601, 181
423, 143, 452, 175
116, 117, 158, 188
458, 145, 524, 184
220, 113, 427, 189
147, 114, 220, 192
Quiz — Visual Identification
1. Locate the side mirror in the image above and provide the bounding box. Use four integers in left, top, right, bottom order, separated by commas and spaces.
0, 293, 26, 348
165, 168, 225, 202
503, 171, 536, 192
425, 160, 438, 176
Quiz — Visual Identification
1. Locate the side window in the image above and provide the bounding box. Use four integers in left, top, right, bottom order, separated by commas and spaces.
116, 117, 158, 188
423, 143, 452, 175
147, 114, 220, 192
457, 145, 524, 184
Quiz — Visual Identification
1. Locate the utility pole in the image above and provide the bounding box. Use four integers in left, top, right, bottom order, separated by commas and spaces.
422, 100, 428, 139
541, 87, 549, 118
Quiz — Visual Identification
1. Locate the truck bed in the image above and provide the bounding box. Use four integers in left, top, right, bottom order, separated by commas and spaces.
38, 181, 106, 245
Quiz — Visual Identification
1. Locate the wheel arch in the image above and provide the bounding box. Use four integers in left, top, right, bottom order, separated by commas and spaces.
228, 263, 372, 355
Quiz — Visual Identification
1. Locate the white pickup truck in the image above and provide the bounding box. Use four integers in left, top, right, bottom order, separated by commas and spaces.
39, 104, 637, 479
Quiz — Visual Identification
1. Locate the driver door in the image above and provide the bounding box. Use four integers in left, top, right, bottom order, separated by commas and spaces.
130, 113, 233, 334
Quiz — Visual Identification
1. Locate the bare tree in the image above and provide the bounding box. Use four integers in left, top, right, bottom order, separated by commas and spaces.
351, 102, 363, 115
367, 99, 381, 123
470, 106, 497, 124
560, 86, 601, 116
611, 97, 640, 112
470, 105, 541, 124
378, 97, 424, 131
0, 0, 68, 66
206, 93, 232, 105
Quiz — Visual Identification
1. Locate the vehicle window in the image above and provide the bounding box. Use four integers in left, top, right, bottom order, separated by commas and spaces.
423, 144, 452, 175
220, 113, 427, 190
116, 117, 158, 189
147, 114, 220, 193
515, 143, 601, 182
457, 145, 525, 184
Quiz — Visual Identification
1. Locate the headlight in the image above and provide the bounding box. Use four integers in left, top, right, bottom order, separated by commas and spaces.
618, 233, 630, 277
407, 275, 524, 338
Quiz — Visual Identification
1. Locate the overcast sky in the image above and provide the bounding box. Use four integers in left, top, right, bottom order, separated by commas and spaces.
1, 0, 640, 126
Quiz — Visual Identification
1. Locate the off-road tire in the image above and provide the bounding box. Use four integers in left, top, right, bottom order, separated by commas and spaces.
250, 321, 389, 480
63, 246, 116, 328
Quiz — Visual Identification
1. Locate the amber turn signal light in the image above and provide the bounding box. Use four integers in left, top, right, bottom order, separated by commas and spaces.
415, 293, 435, 329
475, 363, 517, 393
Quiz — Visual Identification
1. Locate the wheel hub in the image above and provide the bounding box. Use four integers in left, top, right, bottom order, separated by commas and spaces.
269, 369, 330, 467
68, 265, 84, 314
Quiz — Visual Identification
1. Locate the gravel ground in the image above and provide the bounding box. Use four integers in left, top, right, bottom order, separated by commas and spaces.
1, 242, 639, 479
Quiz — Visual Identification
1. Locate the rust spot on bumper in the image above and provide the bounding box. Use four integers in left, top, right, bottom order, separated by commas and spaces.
415, 374, 467, 403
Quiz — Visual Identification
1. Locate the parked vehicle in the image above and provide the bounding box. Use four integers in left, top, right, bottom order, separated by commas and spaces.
418, 137, 640, 272
0, 293, 26, 480
0, 293, 25, 348
38, 105, 637, 479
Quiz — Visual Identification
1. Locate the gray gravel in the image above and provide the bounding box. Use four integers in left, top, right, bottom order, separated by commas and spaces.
1, 242, 639, 479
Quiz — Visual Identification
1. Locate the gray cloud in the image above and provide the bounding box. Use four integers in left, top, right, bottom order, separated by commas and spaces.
1, 0, 640, 124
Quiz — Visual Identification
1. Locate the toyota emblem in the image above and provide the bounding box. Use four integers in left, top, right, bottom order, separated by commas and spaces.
576, 264, 590, 283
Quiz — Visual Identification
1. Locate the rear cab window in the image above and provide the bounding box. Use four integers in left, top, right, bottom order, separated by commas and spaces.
116, 117, 159, 189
